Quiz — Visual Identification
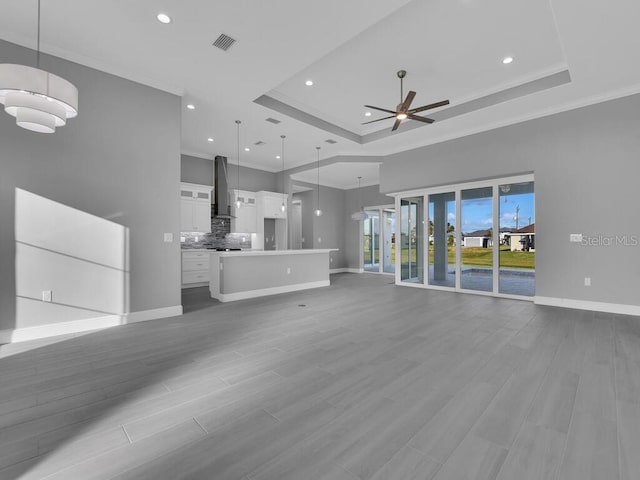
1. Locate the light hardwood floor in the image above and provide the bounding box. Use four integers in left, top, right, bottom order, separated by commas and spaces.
0, 273, 638, 479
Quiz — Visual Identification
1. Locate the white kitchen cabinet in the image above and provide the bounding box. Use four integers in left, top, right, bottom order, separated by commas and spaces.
182, 250, 210, 287
180, 183, 212, 232
257, 191, 288, 219
231, 189, 257, 233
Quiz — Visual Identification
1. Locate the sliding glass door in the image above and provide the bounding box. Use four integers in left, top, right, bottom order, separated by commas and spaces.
460, 187, 493, 292
382, 209, 396, 274
428, 192, 455, 287
363, 211, 380, 272
395, 175, 534, 298
400, 197, 424, 283
498, 181, 535, 296
362, 207, 395, 274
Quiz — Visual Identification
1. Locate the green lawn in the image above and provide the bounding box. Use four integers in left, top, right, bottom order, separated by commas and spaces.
398, 245, 535, 269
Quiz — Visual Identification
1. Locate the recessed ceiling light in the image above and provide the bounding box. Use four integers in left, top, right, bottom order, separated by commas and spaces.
305, 80, 313, 86
207, 137, 214, 142
244, 147, 250, 152
157, 13, 171, 24
186, 104, 195, 110
276, 155, 281, 159
364, 111, 372, 117
503, 56, 514, 64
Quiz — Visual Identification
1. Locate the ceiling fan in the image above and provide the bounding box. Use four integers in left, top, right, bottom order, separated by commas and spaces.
363, 70, 449, 131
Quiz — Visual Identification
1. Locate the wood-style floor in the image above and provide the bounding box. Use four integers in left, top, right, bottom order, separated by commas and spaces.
1, 273, 638, 479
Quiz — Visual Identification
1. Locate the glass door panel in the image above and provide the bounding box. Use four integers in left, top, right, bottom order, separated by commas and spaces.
363, 211, 380, 272
382, 209, 395, 274
460, 187, 493, 291
428, 192, 455, 287
499, 181, 535, 296
400, 197, 424, 283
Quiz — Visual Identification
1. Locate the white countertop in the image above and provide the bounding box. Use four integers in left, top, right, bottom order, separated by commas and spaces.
183, 248, 337, 256
212, 249, 337, 257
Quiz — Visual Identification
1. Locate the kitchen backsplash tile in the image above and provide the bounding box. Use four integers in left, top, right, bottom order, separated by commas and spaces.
181, 218, 252, 249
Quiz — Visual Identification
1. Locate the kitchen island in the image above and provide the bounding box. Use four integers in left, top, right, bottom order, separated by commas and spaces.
209, 249, 336, 302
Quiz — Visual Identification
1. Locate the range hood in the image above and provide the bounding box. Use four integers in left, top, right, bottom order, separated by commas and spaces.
213, 155, 233, 218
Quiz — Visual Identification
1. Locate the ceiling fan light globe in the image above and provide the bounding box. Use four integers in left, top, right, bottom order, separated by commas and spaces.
396, 112, 407, 120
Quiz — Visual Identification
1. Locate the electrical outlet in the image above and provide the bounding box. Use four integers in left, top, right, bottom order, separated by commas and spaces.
163, 233, 173, 242
584, 277, 591, 286
42, 290, 52, 302
317, 237, 322, 243
287, 267, 291, 274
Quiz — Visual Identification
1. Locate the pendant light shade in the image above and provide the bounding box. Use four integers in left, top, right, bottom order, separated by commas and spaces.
280, 135, 286, 213
314, 146, 322, 217
0, 1, 78, 133
235, 120, 242, 209
351, 176, 369, 221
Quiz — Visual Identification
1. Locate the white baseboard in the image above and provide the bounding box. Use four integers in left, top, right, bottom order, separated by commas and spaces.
126, 305, 183, 324
535, 296, 640, 316
330, 268, 362, 274
0, 304, 183, 344
215, 280, 330, 303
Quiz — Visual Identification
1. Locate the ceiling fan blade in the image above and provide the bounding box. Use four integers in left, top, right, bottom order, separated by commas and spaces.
362, 115, 396, 125
409, 99, 450, 114
364, 105, 397, 115
407, 113, 435, 124
391, 118, 402, 131
400, 91, 416, 112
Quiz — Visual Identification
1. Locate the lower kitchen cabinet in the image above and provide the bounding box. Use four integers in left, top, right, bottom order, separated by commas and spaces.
182, 251, 210, 287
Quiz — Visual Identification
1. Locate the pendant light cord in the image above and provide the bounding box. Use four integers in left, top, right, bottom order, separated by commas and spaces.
235, 120, 241, 192
316, 147, 321, 209
281, 135, 286, 208
36, 0, 41, 68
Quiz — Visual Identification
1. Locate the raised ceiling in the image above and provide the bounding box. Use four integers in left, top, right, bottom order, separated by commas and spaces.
1, 0, 640, 187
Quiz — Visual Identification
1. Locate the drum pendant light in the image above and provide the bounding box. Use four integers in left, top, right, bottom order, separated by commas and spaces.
0, 0, 78, 133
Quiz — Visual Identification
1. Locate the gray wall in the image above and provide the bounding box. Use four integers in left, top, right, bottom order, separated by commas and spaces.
180, 154, 279, 192
228, 164, 278, 193
291, 185, 347, 268
380, 93, 640, 306
314, 185, 347, 268
344, 185, 394, 270
181, 154, 214, 186
292, 190, 315, 248
0, 39, 182, 332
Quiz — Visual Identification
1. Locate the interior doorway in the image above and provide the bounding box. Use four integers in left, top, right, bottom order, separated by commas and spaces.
291, 200, 302, 249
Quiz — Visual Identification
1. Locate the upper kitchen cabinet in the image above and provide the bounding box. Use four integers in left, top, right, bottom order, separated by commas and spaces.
257, 191, 288, 219
180, 183, 212, 232
231, 189, 257, 233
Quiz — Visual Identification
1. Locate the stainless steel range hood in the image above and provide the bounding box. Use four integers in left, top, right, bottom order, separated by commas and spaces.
213, 155, 233, 219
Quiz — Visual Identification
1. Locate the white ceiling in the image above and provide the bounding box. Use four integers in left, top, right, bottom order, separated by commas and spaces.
2, 0, 640, 189
291, 162, 382, 190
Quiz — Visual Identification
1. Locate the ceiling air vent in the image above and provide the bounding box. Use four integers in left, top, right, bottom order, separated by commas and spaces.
213, 34, 236, 51
325, 139, 337, 144
254, 140, 266, 146
265, 117, 281, 124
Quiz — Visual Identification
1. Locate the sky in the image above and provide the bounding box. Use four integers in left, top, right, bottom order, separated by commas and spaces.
426, 192, 535, 234
460, 193, 535, 233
